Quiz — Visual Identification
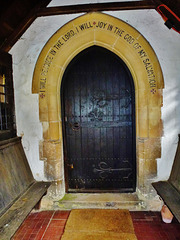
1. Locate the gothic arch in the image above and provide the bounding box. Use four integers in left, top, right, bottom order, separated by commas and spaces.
32, 12, 164, 196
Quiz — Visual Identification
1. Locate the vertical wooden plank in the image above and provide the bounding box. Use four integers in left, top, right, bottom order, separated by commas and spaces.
106, 127, 113, 158
0, 138, 34, 214
62, 46, 136, 191
94, 128, 101, 159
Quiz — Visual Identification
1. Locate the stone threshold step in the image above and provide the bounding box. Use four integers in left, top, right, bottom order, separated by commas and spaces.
53, 193, 144, 210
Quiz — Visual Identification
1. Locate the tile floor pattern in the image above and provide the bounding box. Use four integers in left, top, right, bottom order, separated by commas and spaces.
12, 211, 180, 240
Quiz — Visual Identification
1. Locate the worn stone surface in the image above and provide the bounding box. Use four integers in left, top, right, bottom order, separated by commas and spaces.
40, 192, 162, 211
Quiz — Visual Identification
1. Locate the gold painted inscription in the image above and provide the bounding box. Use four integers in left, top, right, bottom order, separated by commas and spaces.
40, 20, 157, 96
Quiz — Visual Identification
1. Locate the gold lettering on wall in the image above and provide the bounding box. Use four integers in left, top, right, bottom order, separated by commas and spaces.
39, 20, 157, 97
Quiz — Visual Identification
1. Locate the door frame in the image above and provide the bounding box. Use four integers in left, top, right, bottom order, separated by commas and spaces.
61, 46, 137, 193
32, 12, 164, 198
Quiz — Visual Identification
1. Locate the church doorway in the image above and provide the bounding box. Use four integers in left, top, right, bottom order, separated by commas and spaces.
61, 46, 136, 193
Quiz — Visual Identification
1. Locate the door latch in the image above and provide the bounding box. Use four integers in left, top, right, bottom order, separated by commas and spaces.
71, 122, 80, 131
67, 163, 74, 169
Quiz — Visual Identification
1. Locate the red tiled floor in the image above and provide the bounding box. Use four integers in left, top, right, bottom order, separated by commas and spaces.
12, 211, 69, 240
131, 211, 180, 240
52, 211, 70, 220
12, 210, 180, 240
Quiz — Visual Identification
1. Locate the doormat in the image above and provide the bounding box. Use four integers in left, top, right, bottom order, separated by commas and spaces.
61, 209, 138, 240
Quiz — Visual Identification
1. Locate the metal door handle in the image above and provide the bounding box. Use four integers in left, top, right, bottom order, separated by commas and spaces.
71, 122, 80, 131
67, 163, 74, 169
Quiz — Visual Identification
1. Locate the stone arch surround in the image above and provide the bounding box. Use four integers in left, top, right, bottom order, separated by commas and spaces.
32, 12, 164, 201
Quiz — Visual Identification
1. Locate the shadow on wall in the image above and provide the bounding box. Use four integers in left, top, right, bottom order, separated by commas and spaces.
159, 85, 180, 180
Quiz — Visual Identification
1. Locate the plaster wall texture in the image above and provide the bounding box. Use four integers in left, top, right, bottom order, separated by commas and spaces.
10, 3, 180, 181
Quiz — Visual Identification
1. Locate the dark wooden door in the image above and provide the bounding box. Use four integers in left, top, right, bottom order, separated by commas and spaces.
61, 46, 136, 192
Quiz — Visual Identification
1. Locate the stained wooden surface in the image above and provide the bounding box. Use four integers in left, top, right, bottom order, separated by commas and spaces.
152, 135, 180, 223
0, 1, 180, 52
38, 1, 156, 16
152, 181, 180, 222
62, 46, 136, 192
169, 135, 180, 192
0, 181, 51, 240
0, 137, 34, 215
0, 0, 51, 52
0, 51, 16, 140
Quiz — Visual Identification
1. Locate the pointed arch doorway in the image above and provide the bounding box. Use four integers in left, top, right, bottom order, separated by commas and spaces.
62, 46, 136, 192
32, 12, 164, 203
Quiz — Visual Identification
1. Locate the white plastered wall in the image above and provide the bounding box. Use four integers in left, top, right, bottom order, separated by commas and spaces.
10, 0, 180, 181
